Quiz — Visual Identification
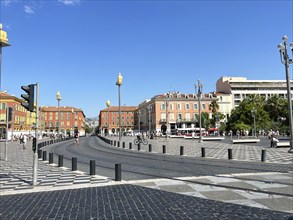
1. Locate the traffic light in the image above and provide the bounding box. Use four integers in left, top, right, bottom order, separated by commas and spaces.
21, 84, 35, 112
32, 137, 37, 152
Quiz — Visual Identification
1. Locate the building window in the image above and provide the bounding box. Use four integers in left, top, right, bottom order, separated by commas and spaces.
170, 113, 174, 120
0, 103, 6, 110
161, 103, 166, 110
177, 104, 181, 110
178, 113, 182, 120
185, 113, 190, 120
202, 104, 206, 110
234, 94, 241, 99
185, 103, 190, 110
169, 103, 173, 110
161, 113, 166, 120
193, 103, 198, 110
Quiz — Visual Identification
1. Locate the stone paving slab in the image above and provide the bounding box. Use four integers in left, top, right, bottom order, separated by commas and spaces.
1, 184, 292, 220
1, 140, 293, 217
129, 172, 293, 214
110, 136, 293, 164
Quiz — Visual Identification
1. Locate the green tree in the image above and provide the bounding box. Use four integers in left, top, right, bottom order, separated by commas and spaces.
85, 124, 93, 134
201, 112, 210, 130
227, 95, 270, 134
264, 95, 287, 121
209, 100, 219, 113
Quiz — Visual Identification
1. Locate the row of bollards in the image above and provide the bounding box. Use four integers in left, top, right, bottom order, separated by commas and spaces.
40, 151, 122, 181
109, 139, 267, 162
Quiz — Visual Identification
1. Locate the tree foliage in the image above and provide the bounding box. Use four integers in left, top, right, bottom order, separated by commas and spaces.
226, 95, 289, 134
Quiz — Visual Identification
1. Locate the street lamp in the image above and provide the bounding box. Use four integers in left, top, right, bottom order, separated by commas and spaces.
106, 100, 111, 136
138, 110, 141, 134
147, 105, 152, 137
251, 107, 257, 138
165, 92, 170, 138
71, 108, 74, 137
56, 91, 62, 137
116, 73, 123, 141
0, 23, 10, 161
278, 35, 293, 153
195, 80, 203, 143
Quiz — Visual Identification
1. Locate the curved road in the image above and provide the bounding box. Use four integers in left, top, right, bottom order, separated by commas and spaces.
44, 136, 292, 182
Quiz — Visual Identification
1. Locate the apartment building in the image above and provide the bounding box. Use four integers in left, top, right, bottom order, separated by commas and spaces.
99, 106, 137, 135
137, 91, 218, 133
0, 92, 36, 139
40, 106, 86, 136
216, 76, 292, 108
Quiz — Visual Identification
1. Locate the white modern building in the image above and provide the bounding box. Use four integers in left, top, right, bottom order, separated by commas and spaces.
216, 76, 292, 107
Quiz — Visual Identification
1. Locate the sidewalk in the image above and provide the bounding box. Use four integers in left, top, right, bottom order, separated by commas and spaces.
0, 140, 292, 215
109, 136, 293, 164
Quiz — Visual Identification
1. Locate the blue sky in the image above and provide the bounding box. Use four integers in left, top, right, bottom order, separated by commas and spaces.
1, 0, 292, 118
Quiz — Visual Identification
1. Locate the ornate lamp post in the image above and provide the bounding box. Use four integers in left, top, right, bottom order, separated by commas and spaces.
138, 110, 141, 134
165, 92, 170, 138
106, 100, 111, 136
251, 107, 257, 138
0, 23, 10, 161
195, 80, 203, 143
116, 73, 123, 141
278, 35, 293, 153
71, 108, 75, 137
56, 91, 62, 137
147, 105, 152, 136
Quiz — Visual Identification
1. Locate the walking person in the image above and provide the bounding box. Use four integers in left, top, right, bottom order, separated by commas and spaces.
19, 133, 23, 145
22, 134, 27, 149
74, 132, 79, 145
270, 135, 279, 148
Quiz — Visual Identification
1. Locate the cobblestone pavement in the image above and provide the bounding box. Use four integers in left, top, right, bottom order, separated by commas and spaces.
109, 136, 293, 164
1, 184, 292, 220
1, 140, 293, 219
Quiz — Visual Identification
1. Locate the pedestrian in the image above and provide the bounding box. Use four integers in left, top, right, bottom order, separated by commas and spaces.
270, 136, 279, 148
19, 133, 23, 145
22, 135, 27, 149
74, 132, 79, 145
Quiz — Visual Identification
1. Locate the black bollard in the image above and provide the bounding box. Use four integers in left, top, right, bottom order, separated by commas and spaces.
129, 142, 132, 149
201, 147, 206, 157
180, 146, 184, 155
261, 149, 266, 162
43, 151, 47, 161
123, 142, 125, 148
115, 163, 121, 181
49, 153, 54, 164
72, 157, 77, 171
114, 141, 116, 146
149, 144, 152, 152
163, 145, 166, 154
58, 155, 63, 167
38, 149, 42, 159
138, 143, 141, 151
90, 160, 96, 175
117, 141, 120, 147
228, 149, 232, 160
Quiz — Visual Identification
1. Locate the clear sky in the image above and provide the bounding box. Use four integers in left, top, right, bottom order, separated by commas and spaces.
1, 0, 292, 118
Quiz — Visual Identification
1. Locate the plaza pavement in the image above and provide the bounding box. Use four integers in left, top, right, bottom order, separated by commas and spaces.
0, 138, 292, 219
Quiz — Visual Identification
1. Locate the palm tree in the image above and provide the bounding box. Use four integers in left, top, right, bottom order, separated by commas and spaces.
209, 100, 219, 113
